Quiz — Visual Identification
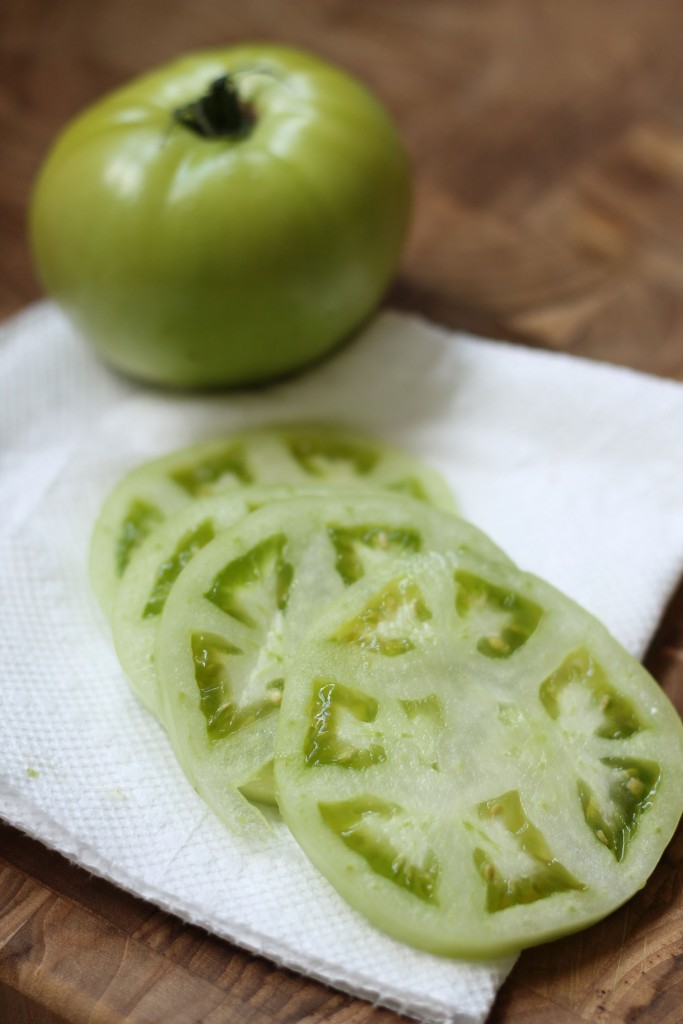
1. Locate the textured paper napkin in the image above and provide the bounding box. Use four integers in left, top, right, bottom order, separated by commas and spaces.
2, 301, 683, 1024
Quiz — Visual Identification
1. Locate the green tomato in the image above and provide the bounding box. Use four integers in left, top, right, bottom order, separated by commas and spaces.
30, 46, 412, 388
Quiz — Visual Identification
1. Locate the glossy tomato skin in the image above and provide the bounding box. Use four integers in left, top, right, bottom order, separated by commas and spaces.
30, 46, 412, 388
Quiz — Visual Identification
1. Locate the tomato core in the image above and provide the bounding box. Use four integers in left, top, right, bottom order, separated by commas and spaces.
174, 75, 255, 140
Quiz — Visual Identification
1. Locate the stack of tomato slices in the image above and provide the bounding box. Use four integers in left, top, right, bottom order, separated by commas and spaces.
91, 423, 683, 959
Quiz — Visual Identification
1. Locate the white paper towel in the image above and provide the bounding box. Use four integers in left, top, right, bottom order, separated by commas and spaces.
1, 301, 683, 1024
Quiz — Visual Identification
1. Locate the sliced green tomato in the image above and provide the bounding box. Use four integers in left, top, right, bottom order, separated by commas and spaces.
111, 486, 312, 718
89, 424, 456, 620
274, 552, 683, 958
155, 494, 510, 831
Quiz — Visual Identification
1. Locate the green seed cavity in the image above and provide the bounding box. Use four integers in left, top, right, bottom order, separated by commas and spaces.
192, 631, 281, 740
455, 571, 542, 659
331, 577, 432, 657
540, 648, 643, 739
144, 519, 215, 618
578, 757, 660, 861
472, 790, 585, 912
287, 434, 378, 478
328, 523, 421, 586
116, 499, 164, 577
170, 445, 252, 495
204, 533, 293, 628
305, 680, 386, 769
318, 796, 439, 903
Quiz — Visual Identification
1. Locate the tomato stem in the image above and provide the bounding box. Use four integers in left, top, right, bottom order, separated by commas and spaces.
174, 76, 254, 140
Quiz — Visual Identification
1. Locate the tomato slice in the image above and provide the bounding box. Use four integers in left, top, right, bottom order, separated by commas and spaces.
112, 487, 306, 717
155, 494, 509, 829
274, 551, 683, 958
90, 424, 456, 619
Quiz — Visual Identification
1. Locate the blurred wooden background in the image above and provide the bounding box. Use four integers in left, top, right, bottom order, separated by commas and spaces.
2, 2, 683, 1022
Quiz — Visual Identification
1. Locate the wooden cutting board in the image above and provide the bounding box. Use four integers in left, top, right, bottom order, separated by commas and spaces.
2, 2, 683, 1021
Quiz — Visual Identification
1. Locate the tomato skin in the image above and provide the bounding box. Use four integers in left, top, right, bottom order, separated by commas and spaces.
30, 46, 412, 388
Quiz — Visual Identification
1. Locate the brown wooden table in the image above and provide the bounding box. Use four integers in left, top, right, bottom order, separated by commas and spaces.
2, 2, 683, 1021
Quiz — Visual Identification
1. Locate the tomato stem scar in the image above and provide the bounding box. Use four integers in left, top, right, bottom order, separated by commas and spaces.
174, 75, 255, 140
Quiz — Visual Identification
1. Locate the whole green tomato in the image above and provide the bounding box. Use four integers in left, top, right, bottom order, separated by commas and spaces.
30, 45, 412, 388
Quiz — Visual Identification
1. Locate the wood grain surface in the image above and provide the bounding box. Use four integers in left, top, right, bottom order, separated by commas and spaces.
2, 2, 683, 1022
